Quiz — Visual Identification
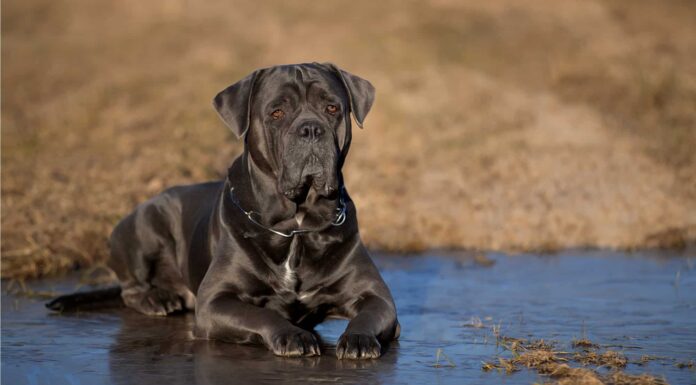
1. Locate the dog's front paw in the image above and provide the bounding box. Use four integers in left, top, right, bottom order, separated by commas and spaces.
336, 333, 381, 359
268, 327, 321, 357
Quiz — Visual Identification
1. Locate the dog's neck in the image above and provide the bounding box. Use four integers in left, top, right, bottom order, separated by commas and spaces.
225, 151, 343, 233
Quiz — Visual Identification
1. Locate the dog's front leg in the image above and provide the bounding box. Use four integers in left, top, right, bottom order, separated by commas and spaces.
194, 294, 321, 357
337, 294, 400, 360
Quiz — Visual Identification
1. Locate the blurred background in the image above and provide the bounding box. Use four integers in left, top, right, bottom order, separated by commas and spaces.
2, 0, 695, 279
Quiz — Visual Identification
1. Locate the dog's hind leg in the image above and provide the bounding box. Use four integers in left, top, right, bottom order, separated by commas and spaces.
118, 254, 196, 316
108, 200, 196, 316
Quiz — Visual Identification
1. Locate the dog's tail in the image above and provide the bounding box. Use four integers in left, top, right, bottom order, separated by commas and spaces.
45, 287, 123, 312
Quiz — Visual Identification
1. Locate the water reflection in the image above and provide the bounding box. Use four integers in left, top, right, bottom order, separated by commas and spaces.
2, 252, 695, 385
108, 311, 398, 385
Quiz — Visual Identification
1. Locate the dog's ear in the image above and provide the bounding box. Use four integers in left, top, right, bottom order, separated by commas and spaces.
322, 63, 375, 128
213, 69, 263, 138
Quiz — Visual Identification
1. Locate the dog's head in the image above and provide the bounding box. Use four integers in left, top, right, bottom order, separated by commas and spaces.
213, 63, 374, 202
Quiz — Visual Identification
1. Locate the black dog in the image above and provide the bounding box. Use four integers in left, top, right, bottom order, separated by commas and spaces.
48, 63, 399, 359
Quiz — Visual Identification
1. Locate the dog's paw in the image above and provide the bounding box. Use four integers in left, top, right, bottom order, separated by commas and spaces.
268, 327, 321, 357
124, 287, 186, 316
336, 333, 381, 359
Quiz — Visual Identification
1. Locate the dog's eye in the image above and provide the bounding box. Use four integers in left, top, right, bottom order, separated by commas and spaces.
271, 109, 285, 120
325, 105, 338, 115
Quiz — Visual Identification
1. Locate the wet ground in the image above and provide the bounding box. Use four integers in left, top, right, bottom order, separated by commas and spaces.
2, 251, 696, 385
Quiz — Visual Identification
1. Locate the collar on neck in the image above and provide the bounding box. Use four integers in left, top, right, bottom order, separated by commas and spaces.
227, 186, 347, 238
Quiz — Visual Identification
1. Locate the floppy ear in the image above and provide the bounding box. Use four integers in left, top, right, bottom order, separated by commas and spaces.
323, 63, 375, 128
213, 69, 263, 138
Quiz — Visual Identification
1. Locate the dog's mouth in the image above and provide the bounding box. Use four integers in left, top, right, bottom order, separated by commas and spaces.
280, 153, 338, 202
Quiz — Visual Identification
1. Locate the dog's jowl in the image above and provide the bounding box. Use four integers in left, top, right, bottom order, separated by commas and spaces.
52, 63, 400, 359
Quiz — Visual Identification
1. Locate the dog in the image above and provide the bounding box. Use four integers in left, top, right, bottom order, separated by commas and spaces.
47, 63, 400, 359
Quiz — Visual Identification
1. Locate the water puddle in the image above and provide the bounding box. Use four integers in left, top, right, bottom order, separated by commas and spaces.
2, 251, 695, 384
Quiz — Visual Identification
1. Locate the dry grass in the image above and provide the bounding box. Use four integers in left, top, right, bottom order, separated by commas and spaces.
575, 351, 628, 370
541, 364, 668, 385
3, 0, 696, 279
483, 335, 668, 385
4, 279, 58, 300
432, 348, 457, 368
462, 316, 486, 329
573, 338, 601, 350
675, 361, 694, 370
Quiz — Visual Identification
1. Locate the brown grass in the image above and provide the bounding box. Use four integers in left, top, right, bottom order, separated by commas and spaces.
3, 0, 696, 279
483, 335, 668, 385
541, 364, 668, 385
575, 351, 628, 370
573, 338, 601, 349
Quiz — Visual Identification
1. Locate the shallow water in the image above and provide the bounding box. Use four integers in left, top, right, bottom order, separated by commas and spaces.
2, 251, 696, 385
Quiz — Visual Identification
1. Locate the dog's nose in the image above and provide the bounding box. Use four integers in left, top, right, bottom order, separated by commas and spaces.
298, 122, 324, 142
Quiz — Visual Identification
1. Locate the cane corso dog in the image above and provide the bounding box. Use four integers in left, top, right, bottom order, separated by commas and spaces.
53, 63, 400, 359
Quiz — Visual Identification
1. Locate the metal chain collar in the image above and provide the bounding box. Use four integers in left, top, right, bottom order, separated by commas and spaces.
228, 186, 347, 238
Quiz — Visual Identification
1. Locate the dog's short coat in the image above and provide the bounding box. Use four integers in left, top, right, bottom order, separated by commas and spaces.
104, 63, 400, 359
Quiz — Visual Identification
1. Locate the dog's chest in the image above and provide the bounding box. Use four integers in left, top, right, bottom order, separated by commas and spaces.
273, 236, 320, 302
279, 238, 300, 292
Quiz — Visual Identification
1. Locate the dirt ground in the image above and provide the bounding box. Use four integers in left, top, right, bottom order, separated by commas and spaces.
2, 0, 696, 279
